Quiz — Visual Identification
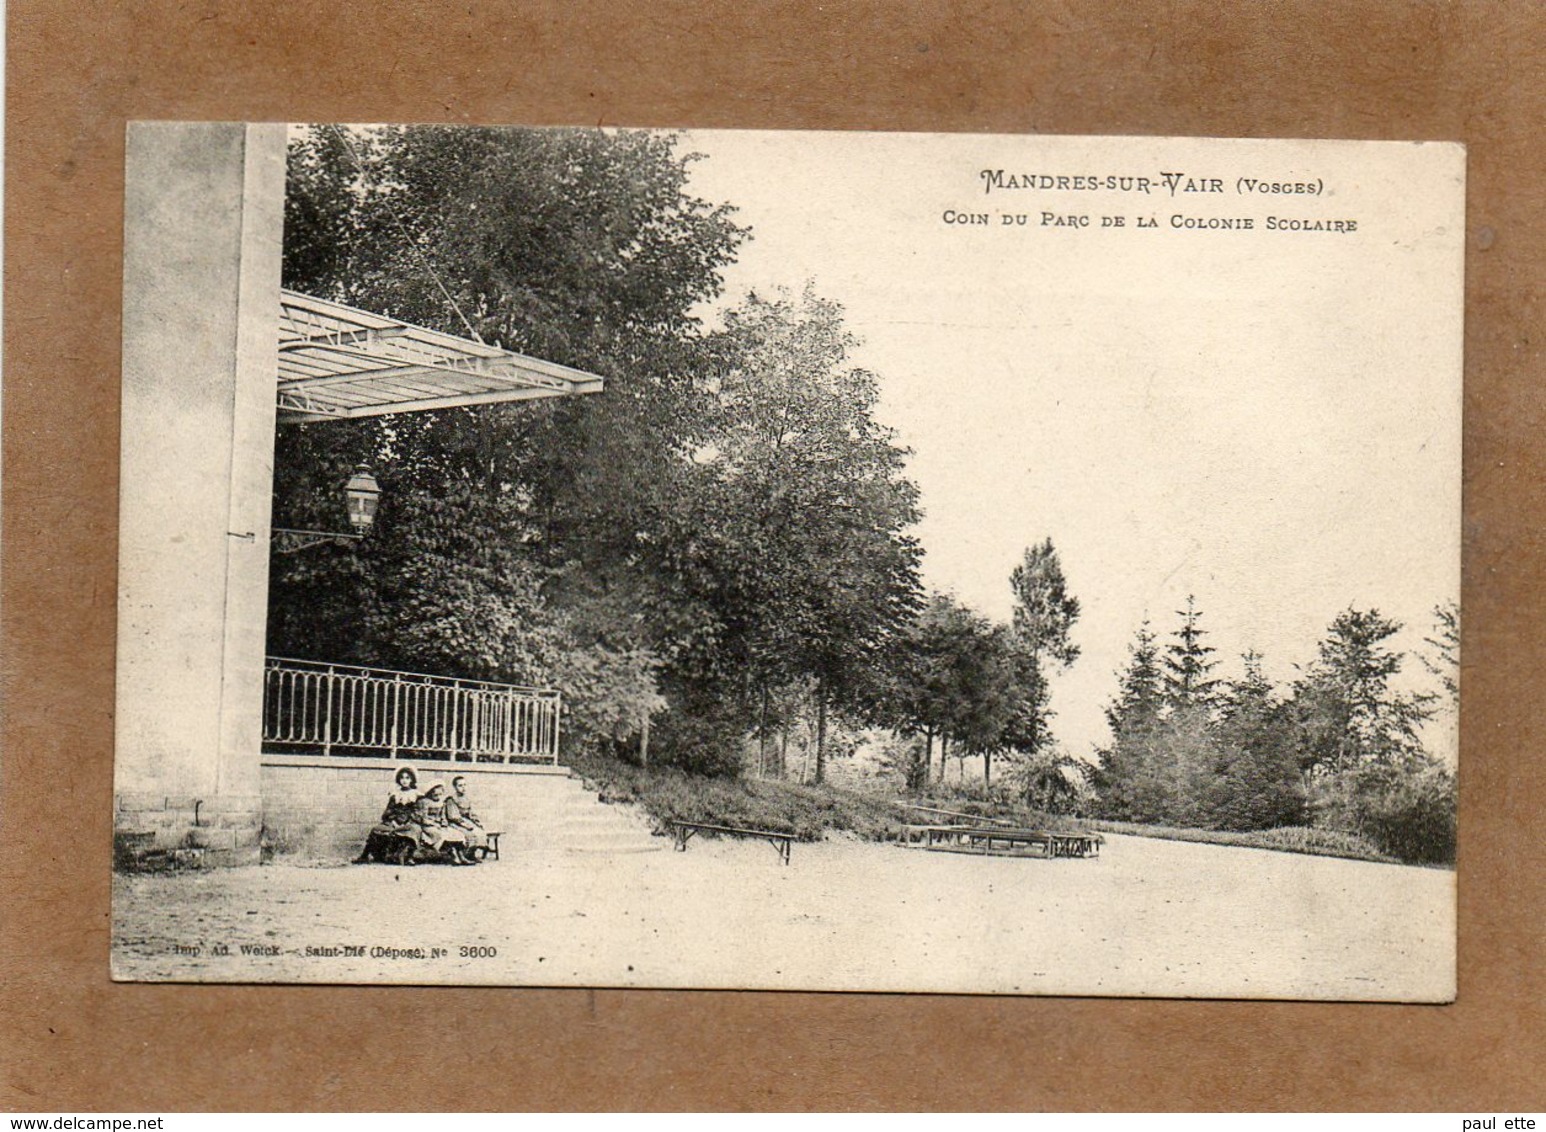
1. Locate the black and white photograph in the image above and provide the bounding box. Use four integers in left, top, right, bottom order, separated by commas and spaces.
110, 123, 1462, 998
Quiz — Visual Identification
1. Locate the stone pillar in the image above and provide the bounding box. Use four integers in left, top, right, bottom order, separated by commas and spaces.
115, 122, 285, 866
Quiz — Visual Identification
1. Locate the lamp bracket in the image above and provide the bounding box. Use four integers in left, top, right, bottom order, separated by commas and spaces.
271, 527, 365, 554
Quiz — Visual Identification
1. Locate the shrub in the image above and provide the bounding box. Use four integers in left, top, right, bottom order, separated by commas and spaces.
1077, 818, 1392, 863
1354, 765, 1456, 865
1309, 760, 1456, 866
644, 702, 747, 778
921, 778, 1016, 808
1247, 825, 1384, 859
1202, 745, 1307, 832
871, 733, 924, 791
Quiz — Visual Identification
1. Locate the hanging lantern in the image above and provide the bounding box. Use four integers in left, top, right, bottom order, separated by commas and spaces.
344, 466, 381, 535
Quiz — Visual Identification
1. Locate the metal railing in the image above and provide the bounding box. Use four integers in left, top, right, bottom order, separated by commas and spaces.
262, 657, 561, 763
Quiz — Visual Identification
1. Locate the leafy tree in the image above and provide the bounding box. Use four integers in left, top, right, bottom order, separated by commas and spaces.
286, 125, 745, 363
1420, 600, 1460, 711
876, 732, 929, 793
1010, 538, 1081, 666
1003, 538, 1081, 762
1326, 759, 1456, 864
691, 287, 923, 781
935, 622, 1018, 785
275, 125, 750, 759
891, 594, 1013, 790
995, 646, 1051, 784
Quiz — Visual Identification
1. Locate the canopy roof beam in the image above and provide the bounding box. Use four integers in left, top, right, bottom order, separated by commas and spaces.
276, 290, 606, 423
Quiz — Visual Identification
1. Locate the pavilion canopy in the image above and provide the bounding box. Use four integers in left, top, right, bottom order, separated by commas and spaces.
276, 290, 605, 423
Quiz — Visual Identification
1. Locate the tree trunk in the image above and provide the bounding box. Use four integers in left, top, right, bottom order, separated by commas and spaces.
639, 713, 650, 767
920, 727, 934, 793
814, 685, 828, 785
940, 733, 949, 781
758, 685, 770, 777
779, 726, 790, 779
984, 747, 992, 787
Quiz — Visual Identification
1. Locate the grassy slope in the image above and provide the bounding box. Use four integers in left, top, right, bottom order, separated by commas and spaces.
568, 752, 904, 841
567, 753, 1410, 865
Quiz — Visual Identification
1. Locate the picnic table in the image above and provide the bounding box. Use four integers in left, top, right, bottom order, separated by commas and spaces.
902, 823, 1102, 859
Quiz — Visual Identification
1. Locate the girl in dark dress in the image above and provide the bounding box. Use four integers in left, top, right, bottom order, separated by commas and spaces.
355, 767, 424, 864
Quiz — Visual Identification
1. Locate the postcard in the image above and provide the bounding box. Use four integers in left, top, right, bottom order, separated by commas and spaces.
112, 124, 1461, 998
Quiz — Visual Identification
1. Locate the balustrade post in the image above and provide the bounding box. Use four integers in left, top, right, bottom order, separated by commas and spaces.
390, 672, 401, 759
471, 691, 482, 760
551, 695, 561, 764
465, 690, 474, 760
500, 694, 511, 761
322, 665, 335, 757
261, 663, 272, 746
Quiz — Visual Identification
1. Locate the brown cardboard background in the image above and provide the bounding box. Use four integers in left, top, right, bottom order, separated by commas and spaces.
3, 0, 1542, 1111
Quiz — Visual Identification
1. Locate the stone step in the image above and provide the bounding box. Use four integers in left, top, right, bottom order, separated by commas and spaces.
514, 813, 646, 830
493, 780, 662, 855
558, 813, 652, 831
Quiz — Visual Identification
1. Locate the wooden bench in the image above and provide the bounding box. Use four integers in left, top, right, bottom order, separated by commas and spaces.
670, 820, 794, 865
470, 831, 502, 861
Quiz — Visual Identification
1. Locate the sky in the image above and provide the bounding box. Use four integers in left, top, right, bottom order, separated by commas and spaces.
679, 130, 1464, 759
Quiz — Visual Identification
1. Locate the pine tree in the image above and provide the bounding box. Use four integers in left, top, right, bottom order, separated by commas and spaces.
1205, 651, 1305, 830
1163, 595, 1220, 711
1105, 621, 1163, 736
1290, 607, 1434, 774
1094, 621, 1172, 821
1288, 609, 1451, 862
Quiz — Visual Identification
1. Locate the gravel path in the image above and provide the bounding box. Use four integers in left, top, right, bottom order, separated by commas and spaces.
111, 833, 1454, 1000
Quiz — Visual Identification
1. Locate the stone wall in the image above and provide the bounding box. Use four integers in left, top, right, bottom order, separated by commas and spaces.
257, 757, 579, 860
114, 792, 265, 869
